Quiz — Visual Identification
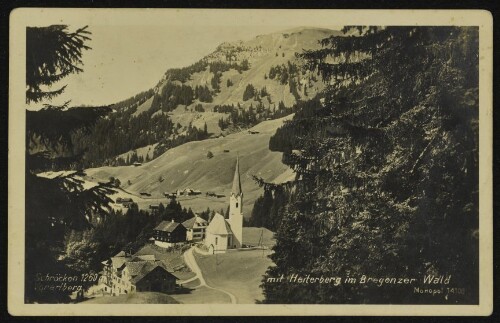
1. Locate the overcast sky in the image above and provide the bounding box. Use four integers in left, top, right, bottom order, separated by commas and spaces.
26, 10, 342, 108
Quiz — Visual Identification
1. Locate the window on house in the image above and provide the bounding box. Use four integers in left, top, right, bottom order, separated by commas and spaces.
236, 202, 239, 208
215, 237, 218, 245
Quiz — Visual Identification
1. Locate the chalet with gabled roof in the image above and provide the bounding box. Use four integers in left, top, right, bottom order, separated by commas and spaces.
100, 251, 178, 295
153, 220, 187, 248
182, 215, 208, 242
130, 264, 177, 293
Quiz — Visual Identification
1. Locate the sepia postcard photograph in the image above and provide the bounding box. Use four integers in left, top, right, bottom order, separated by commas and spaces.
8, 8, 493, 316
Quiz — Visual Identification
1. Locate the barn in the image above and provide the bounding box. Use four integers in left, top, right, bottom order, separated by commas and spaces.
130, 263, 177, 293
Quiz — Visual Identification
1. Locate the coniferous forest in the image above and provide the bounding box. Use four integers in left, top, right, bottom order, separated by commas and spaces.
260, 26, 479, 304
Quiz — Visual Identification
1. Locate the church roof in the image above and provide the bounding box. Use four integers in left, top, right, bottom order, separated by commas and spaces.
232, 157, 242, 196
206, 213, 233, 235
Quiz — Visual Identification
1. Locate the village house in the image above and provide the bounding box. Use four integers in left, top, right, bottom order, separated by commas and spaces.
163, 192, 177, 198
116, 197, 134, 208
131, 264, 177, 293
204, 157, 243, 253
121, 258, 177, 294
182, 215, 208, 242
100, 251, 178, 295
153, 220, 187, 248
116, 197, 133, 204
190, 189, 202, 196
99, 251, 131, 295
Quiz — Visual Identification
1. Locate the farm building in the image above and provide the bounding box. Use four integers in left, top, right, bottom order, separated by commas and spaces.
100, 252, 178, 295
116, 197, 133, 204
153, 220, 187, 248
163, 192, 177, 198
131, 264, 177, 293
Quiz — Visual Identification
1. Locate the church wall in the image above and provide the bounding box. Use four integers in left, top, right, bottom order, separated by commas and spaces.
205, 232, 230, 254
229, 194, 243, 248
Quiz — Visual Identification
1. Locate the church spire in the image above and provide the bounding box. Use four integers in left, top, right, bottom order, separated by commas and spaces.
231, 156, 242, 196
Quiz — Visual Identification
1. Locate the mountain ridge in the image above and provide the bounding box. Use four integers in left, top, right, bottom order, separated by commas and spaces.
27, 27, 340, 173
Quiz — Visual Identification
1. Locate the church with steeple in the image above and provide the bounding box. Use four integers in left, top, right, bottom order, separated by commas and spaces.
204, 157, 244, 254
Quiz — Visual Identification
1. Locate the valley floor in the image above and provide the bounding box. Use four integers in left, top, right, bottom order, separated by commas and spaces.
82, 292, 179, 304
171, 228, 275, 304
183, 247, 274, 304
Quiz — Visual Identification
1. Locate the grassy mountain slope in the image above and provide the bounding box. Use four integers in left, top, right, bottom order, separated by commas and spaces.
119, 27, 342, 130
85, 115, 295, 215
102, 27, 342, 168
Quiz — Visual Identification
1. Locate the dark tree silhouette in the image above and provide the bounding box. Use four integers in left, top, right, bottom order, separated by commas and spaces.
261, 26, 479, 304
26, 25, 91, 103
23, 25, 120, 304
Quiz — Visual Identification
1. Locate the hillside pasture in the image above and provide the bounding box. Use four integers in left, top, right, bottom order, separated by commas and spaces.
85, 115, 295, 216
242, 227, 275, 248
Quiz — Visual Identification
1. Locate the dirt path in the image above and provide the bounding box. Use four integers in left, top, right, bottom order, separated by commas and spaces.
182, 247, 237, 304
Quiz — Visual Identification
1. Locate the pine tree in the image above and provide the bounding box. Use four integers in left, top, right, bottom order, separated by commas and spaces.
261, 26, 479, 304
26, 25, 91, 103
243, 84, 256, 101
241, 59, 250, 71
